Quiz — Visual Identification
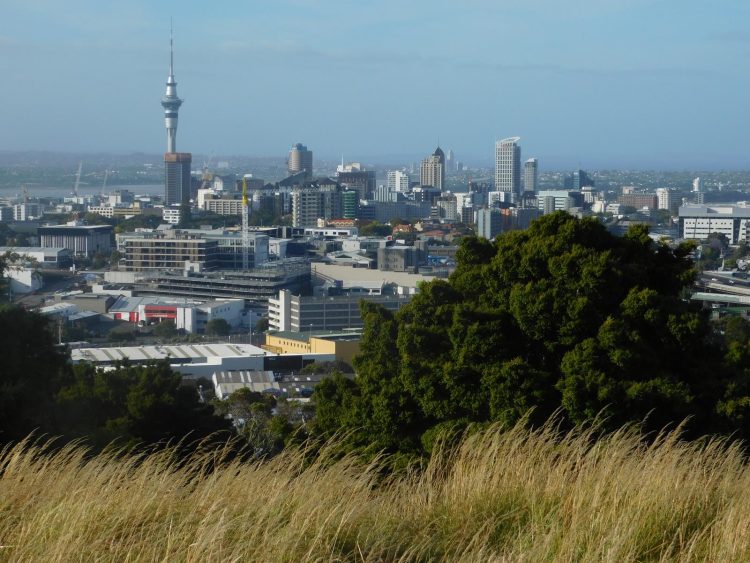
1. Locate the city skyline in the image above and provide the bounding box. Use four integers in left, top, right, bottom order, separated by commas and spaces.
1, 1, 749, 169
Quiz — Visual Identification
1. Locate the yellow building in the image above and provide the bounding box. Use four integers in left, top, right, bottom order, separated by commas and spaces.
263, 331, 361, 366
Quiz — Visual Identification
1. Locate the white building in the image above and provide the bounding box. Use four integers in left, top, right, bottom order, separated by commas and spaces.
71, 342, 334, 379
678, 204, 750, 244
108, 296, 246, 333
523, 158, 538, 193
387, 170, 410, 193
162, 207, 182, 224
495, 137, 521, 195
656, 188, 672, 211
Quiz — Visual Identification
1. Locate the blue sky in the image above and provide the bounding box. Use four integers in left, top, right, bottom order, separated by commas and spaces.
1, 0, 749, 168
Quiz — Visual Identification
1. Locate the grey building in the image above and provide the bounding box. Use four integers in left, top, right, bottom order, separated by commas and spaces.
38, 224, 113, 257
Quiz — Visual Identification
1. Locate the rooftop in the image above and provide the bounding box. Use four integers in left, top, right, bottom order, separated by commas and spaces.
71, 342, 270, 364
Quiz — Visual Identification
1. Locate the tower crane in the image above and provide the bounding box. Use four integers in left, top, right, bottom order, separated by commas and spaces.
242, 177, 250, 270
73, 161, 83, 197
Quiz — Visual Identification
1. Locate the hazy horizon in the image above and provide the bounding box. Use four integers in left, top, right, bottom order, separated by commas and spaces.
2, 1, 749, 169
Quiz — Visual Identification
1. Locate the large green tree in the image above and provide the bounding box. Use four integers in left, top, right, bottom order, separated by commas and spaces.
314, 212, 744, 456
56, 360, 230, 447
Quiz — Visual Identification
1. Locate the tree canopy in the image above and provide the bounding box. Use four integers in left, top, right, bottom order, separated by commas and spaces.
313, 212, 749, 457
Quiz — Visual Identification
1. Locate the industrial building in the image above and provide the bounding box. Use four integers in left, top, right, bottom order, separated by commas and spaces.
70, 342, 335, 379
107, 296, 246, 333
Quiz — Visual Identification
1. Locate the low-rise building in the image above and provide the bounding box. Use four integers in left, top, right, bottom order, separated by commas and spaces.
70, 342, 334, 379
107, 296, 246, 333
0, 246, 73, 269
264, 331, 361, 365
38, 223, 113, 257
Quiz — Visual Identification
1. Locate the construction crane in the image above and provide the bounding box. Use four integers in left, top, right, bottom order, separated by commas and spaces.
242, 177, 250, 270
200, 152, 215, 191
100, 169, 109, 198
72, 161, 83, 197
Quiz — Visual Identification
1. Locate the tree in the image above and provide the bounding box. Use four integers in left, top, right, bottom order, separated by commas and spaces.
56, 360, 230, 447
205, 318, 230, 337
0, 305, 70, 442
313, 212, 745, 457
153, 320, 178, 338
254, 317, 269, 333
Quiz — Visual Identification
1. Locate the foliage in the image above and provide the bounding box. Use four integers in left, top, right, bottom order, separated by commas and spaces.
314, 212, 748, 457
0, 305, 70, 442
153, 320, 178, 338
359, 221, 392, 237
254, 317, 269, 333
56, 361, 229, 447
205, 318, 230, 337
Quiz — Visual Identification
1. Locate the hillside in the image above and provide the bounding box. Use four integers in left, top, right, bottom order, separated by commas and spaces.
2, 423, 749, 561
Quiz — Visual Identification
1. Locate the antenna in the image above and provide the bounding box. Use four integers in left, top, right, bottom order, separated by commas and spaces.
169, 17, 174, 76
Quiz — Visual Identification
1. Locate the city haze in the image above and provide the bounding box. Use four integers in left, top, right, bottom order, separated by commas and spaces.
1, 0, 749, 168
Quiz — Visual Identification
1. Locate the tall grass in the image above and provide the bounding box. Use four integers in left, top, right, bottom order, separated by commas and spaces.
2, 422, 750, 561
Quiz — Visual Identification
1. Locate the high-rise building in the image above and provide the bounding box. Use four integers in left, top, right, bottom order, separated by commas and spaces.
164, 153, 192, 206
656, 188, 673, 211
387, 170, 410, 193
564, 169, 594, 190
495, 137, 521, 196
337, 165, 376, 200
693, 177, 704, 205
523, 158, 538, 193
420, 147, 446, 190
161, 27, 192, 206
288, 143, 313, 176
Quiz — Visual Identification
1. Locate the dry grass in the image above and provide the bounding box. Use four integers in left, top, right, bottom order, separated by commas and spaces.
2, 422, 750, 562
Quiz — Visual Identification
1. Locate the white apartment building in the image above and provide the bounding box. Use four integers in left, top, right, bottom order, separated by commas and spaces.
495, 137, 521, 194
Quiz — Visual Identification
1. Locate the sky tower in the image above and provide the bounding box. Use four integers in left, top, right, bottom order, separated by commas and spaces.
161, 25, 183, 153
161, 24, 191, 207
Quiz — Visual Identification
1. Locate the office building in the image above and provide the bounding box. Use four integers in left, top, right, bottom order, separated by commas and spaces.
268, 289, 412, 332
436, 194, 459, 221
495, 137, 521, 195
12, 202, 41, 221
292, 182, 343, 228
476, 208, 505, 240
565, 169, 594, 190
387, 170, 410, 193
420, 147, 446, 190
336, 165, 376, 200
678, 204, 750, 244
524, 158, 538, 193
536, 190, 584, 214
617, 193, 658, 210
164, 152, 192, 206
38, 224, 113, 257
288, 143, 313, 176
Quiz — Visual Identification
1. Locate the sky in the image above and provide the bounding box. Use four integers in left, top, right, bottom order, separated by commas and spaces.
1, 0, 749, 169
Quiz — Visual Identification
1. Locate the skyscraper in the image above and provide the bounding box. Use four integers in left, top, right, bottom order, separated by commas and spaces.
420, 147, 445, 190
288, 143, 313, 176
161, 27, 192, 206
523, 158, 538, 193
495, 137, 521, 196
